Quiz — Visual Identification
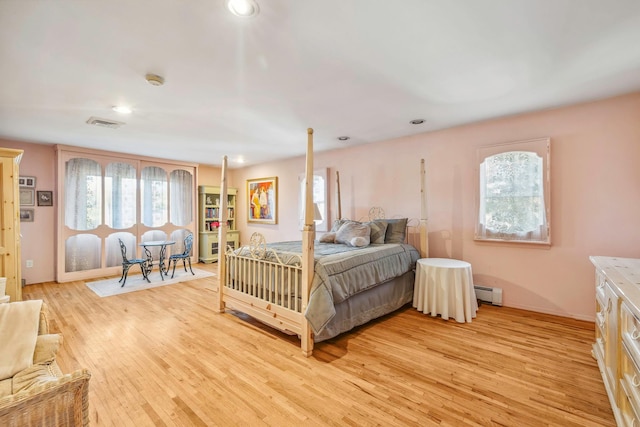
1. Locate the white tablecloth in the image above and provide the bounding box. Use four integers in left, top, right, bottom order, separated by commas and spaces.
413, 258, 478, 323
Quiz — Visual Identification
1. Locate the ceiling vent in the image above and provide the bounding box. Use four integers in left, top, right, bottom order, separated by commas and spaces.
86, 117, 125, 129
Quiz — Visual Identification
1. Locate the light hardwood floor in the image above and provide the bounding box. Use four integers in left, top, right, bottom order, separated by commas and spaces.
23, 264, 614, 426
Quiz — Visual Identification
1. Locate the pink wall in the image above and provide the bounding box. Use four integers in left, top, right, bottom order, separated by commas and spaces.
198, 165, 222, 187
0, 140, 56, 285
231, 92, 640, 321
3, 92, 640, 320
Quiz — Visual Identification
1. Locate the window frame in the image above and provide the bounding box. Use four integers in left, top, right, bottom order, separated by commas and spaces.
55, 145, 197, 282
474, 137, 551, 246
298, 168, 328, 232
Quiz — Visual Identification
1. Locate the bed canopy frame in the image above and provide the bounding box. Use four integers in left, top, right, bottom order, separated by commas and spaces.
214, 128, 428, 356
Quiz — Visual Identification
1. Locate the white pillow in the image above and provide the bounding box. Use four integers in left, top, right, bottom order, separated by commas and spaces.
350, 236, 369, 247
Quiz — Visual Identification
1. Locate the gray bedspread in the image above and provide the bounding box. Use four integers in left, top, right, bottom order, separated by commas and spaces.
234, 241, 420, 334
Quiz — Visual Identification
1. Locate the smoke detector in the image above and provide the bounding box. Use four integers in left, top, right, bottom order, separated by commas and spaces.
145, 73, 165, 86
86, 117, 125, 129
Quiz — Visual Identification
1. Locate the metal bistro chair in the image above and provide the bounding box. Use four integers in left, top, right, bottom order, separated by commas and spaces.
168, 233, 195, 278
118, 238, 150, 287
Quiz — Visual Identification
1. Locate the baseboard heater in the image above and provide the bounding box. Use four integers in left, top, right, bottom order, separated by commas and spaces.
474, 285, 503, 306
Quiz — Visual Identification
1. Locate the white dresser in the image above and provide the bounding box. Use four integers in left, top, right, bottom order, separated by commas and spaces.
591, 256, 640, 426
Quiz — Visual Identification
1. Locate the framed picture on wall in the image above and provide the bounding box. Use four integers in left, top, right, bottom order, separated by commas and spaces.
20, 188, 35, 206
247, 176, 278, 224
37, 191, 53, 206
20, 208, 34, 222
18, 176, 36, 187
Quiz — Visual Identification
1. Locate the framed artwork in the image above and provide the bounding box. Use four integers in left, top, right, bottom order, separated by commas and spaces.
247, 177, 278, 224
37, 190, 53, 206
20, 188, 35, 206
20, 208, 34, 222
18, 176, 36, 187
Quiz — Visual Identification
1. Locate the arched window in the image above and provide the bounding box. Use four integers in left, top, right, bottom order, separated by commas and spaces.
476, 138, 550, 245
170, 169, 193, 226
57, 148, 196, 281
141, 166, 168, 227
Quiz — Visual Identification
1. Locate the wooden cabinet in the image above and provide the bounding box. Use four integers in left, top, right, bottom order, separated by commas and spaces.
591, 256, 640, 426
198, 186, 239, 263
0, 148, 23, 301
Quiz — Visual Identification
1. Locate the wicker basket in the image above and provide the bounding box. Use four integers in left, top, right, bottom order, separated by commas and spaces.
0, 368, 91, 426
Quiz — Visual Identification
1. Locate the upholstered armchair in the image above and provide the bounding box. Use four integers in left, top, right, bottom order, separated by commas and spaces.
0, 300, 91, 426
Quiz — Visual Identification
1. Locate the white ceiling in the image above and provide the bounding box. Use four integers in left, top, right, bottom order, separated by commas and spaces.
1, 1, 640, 168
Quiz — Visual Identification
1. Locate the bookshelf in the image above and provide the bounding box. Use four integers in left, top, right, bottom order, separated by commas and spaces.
198, 185, 239, 263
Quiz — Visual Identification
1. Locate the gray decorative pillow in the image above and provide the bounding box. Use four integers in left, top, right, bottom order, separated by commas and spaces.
335, 221, 371, 247
330, 219, 349, 232
319, 232, 336, 243
367, 220, 388, 244
384, 218, 408, 244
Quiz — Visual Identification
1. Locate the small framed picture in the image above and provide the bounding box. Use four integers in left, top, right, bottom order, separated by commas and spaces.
20, 208, 34, 222
18, 176, 36, 188
37, 191, 53, 206
20, 188, 35, 206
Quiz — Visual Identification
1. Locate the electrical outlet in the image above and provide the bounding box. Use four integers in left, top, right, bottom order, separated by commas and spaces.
26, 260, 33, 268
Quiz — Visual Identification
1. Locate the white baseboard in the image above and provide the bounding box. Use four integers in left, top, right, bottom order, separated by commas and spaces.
504, 302, 594, 322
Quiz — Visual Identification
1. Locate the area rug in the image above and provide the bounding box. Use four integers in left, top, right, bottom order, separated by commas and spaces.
86, 267, 215, 297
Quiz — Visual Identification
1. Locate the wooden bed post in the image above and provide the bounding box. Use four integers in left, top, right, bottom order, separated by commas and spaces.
336, 171, 341, 220
214, 155, 229, 313
420, 158, 429, 258
301, 128, 315, 357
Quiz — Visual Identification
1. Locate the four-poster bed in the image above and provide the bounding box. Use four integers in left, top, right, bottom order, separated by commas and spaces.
214, 128, 428, 357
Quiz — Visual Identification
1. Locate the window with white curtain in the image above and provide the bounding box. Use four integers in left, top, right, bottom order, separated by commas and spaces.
298, 168, 328, 232
475, 138, 550, 245
57, 148, 196, 281
65, 158, 102, 231
141, 166, 168, 227
170, 169, 193, 226
105, 162, 136, 229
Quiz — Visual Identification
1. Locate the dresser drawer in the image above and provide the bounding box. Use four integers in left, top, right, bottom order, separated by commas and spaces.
621, 342, 640, 419
622, 302, 640, 366
620, 385, 640, 427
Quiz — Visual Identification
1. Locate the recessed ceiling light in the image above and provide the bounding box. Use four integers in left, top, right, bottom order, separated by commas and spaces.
145, 73, 165, 86
410, 119, 425, 125
226, 0, 260, 17
112, 106, 133, 114
337, 136, 350, 141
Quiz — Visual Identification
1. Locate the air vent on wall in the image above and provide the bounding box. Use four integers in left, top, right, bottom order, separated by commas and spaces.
86, 117, 125, 129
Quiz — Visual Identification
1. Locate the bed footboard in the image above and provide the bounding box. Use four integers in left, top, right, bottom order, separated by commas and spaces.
222, 233, 306, 335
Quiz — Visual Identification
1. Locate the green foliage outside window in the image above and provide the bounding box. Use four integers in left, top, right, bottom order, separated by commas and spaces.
476, 137, 550, 244
482, 151, 543, 234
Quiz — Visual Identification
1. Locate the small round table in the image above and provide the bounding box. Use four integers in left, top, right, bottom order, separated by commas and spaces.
139, 240, 176, 281
413, 258, 478, 323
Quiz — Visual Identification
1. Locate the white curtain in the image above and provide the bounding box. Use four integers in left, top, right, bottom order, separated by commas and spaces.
141, 166, 168, 227
105, 162, 137, 229
477, 151, 548, 242
170, 169, 193, 226
65, 234, 101, 272
64, 158, 101, 231
64, 159, 102, 272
